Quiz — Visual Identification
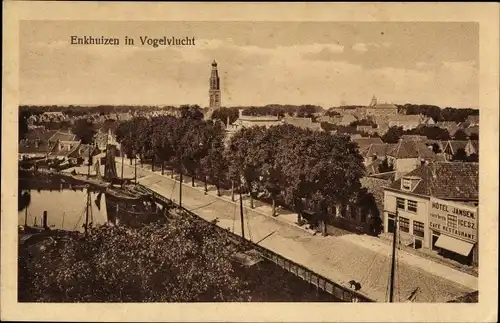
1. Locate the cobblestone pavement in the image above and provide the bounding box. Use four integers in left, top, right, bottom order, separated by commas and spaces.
117, 161, 477, 303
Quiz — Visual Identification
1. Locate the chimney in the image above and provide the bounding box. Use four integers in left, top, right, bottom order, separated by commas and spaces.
238, 109, 243, 118
226, 115, 230, 127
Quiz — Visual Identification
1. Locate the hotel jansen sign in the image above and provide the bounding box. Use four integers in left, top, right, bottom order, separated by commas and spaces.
429, 197, 478, 243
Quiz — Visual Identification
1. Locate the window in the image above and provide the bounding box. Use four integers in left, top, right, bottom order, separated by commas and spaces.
407, 200, 418, 213
399, 217, 410, 233
413, 221, 425, 237
402, 179, 411, 191
388, 214, 396, 233
447, 214, 458, 229
396, 197, 405, 210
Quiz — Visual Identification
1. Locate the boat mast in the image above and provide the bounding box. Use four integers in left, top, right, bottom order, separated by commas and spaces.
85, 187, 90, 235
389, 208, 398, 302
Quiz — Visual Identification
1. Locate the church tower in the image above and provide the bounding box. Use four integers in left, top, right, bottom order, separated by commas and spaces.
209, 59, 221, 111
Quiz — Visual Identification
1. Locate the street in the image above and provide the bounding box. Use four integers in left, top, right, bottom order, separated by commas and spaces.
117, 160, 477, 303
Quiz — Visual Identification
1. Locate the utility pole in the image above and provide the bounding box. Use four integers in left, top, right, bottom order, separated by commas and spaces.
239, 183, 245, 240
389, 208, 398, 302
24, 207, 28, 227
179, 170, 183, 208
134, 153, 137, 184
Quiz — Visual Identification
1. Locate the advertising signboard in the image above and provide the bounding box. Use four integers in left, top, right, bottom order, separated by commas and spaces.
429, 197, 478, 243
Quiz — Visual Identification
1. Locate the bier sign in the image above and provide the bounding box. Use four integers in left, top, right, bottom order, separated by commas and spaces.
429, 197, 478, 243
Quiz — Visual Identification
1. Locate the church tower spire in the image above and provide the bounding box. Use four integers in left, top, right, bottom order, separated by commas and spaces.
209, 59, 221, 110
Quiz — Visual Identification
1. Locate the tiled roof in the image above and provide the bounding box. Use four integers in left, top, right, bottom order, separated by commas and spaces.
466, 115, 479, 124
387, 114, 422, 123
48, 131, 77, 142
360, 143, 396, 158
388, 162, 478, 200
352, 137, 384, 150
469, 140, 479, 153
283, 116, 322, 131
365, 159, 384, 175
444, 140, 468, 154
388, 140, 439, 160
464, 126, 479, 136
49, 140, 81, 157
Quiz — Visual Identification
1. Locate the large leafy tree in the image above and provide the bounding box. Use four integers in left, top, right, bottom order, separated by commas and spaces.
72, 119, 97, 176
115, 120, 136, 165
200, 121, 228, 195
211, 107, 239, 126
227, 126, 267, 208
18, 219, 250, 302
382, 126, 404, 143
72, 119, 96, 145
180, 105, 204, 120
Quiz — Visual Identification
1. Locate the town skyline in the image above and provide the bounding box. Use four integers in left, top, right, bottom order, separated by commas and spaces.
20, 21, 478, 109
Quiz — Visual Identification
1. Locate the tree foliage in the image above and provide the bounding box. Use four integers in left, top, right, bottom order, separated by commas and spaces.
71, 119, 96, 145
114, 116, 371, 230
18, 219, 250, 302
382, 126, 404, 143
453, 129, 468, 140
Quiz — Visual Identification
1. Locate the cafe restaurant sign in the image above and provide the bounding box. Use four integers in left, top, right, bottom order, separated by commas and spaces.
429, 197, 478, 243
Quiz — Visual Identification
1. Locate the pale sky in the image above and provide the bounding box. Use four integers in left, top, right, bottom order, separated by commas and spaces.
20, 21, 479, 108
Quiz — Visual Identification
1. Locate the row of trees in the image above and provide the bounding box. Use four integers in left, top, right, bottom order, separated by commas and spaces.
398, 104, 479, 123
115, 115, 372, 224
381, 125, 478, 144
240, 104, 323, 118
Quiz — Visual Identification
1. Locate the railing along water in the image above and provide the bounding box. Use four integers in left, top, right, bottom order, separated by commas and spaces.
138, 184, 373, 303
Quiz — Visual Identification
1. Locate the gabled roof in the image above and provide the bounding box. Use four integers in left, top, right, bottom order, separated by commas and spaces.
388, 140, 440, 160
467, 140, 479, 153
437, 121, 459, 129
388, 162, 478, 200
464, 126, 479, 136
360, 143, 396, 158
444, 140, 468, 154
48, 131, 77, 142
283, 116, 322, 131
49, 140, 81, 157
352, 137, 383, 150
466, 115, 479, 124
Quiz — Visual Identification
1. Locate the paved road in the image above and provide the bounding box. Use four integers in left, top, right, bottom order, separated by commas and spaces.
118, 161, 477, 303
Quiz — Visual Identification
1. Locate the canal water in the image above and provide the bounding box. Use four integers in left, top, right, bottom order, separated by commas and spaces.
18, 181, 340, 302
18, 189, 109, 233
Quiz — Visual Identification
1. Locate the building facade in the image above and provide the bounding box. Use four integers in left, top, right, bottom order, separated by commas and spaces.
383, 162, 479, 266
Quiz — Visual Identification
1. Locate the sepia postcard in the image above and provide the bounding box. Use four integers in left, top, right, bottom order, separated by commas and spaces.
2, 2, 499, 322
